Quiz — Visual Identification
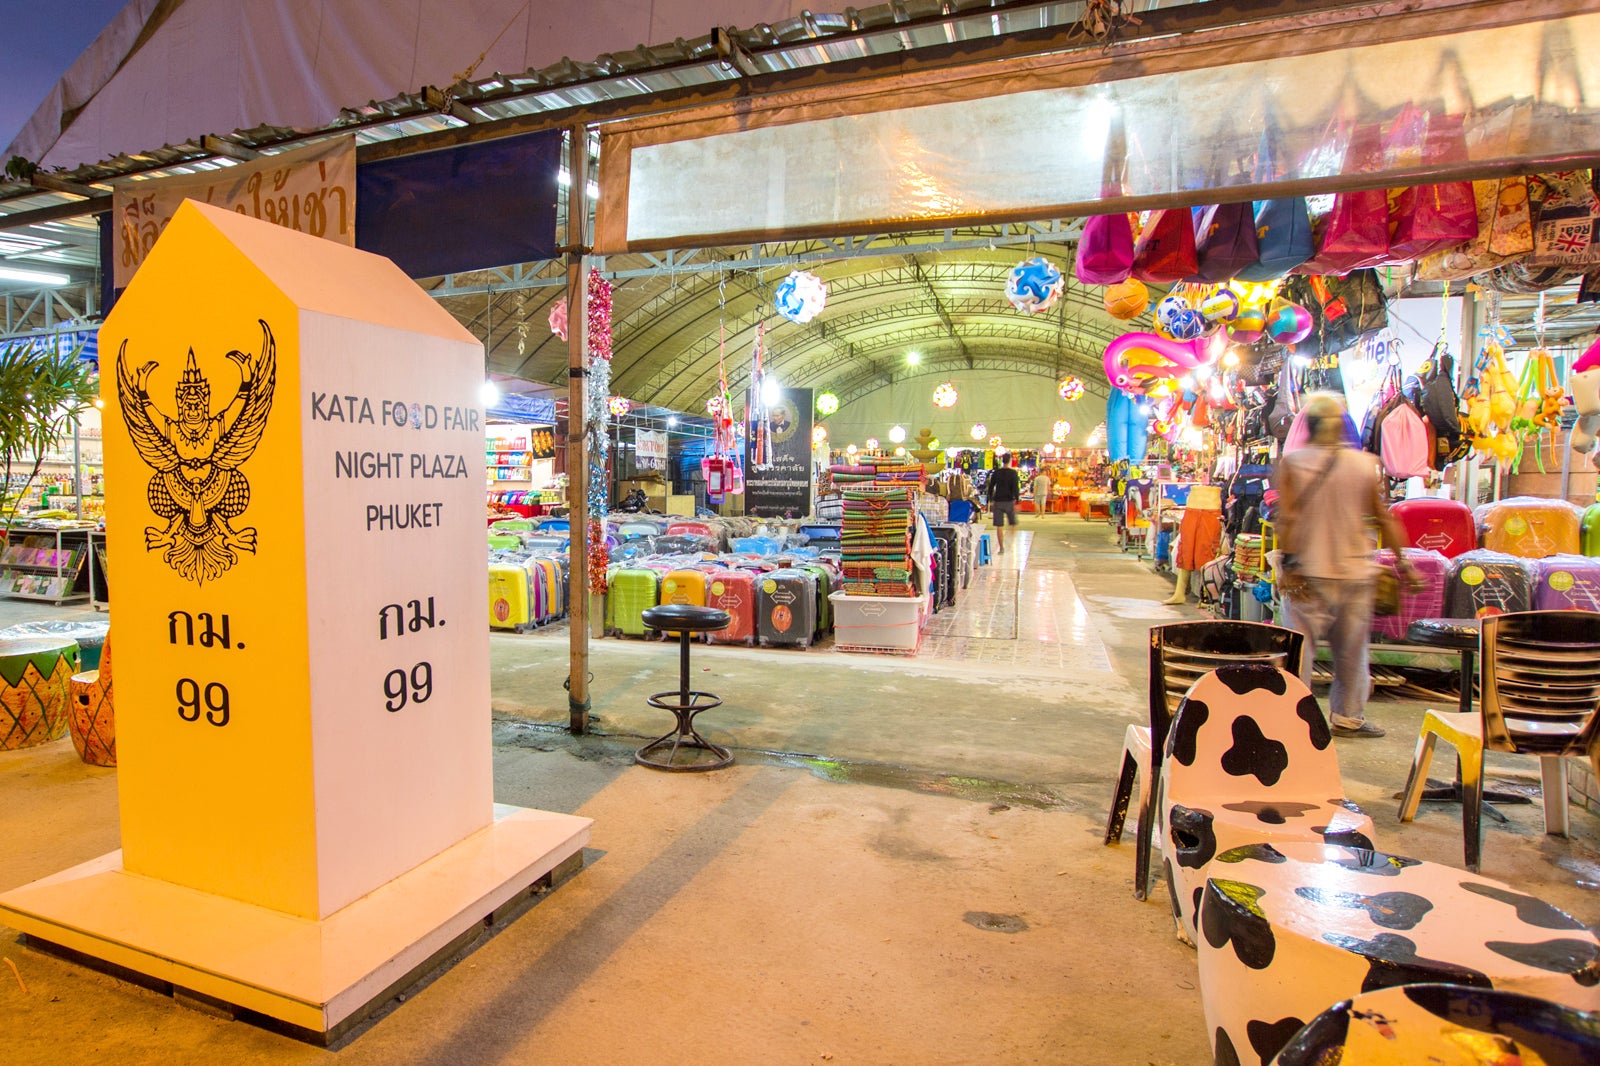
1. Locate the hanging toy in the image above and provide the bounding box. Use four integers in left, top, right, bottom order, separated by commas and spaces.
1568, 335, 1600, 464
1102, 331, 1209, 395
1166, 307, 1207, 341
548, 297, 569, 340
1103, 278, 1149, 320
1006, 256, 1065, 314
774, 270, 828, 324
1155, 292, 1192, 331
1227, 305, 1267, 344
1199, 287, 1241, 325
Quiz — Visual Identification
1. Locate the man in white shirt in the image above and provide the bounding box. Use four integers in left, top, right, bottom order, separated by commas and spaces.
1030, 469, 1053, 514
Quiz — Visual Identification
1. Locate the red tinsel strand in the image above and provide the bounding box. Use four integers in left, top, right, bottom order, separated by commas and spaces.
586, 268, 614, 362
587, 519, 609, 594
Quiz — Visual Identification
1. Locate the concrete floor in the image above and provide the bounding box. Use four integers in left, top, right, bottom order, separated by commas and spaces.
2, 515, 1597, 1065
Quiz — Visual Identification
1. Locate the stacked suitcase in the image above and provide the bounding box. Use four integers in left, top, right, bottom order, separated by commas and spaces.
1475, 496, 1583, 559
1532, 555, 1600, 612
1390, 498, 1476, 559
1371, 548, 1450, 640
705, 568, 758, 645
758, 569, 818, 649
608, 568, 661, 637
1444, 550, 1536, 619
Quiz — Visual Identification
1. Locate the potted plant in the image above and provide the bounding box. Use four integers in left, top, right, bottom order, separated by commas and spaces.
0, 339, 97, 521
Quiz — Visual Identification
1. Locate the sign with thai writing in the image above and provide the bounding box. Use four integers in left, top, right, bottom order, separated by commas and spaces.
745, 387, 813, 518
635, 429, 668, 468
100, 200, 489, 920
112, 136, 356, 289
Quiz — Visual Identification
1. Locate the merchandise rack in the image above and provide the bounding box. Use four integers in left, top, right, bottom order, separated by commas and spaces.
0, 524, 93, 604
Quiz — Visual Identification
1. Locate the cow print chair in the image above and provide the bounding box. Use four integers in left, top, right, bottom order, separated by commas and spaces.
1198, 842, 1600, 1066
1158, 663, 1375, 946
1270, 983, 1600, 1066
1104, 621, 1305, 903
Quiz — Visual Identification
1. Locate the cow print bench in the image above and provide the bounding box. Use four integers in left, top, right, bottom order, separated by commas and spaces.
1198, 841, 1600, 1066
1159, 664, 1376, 946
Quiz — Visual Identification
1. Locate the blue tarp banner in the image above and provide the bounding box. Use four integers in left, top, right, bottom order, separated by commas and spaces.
487, 393, 557, 424
356, 129, 560, 279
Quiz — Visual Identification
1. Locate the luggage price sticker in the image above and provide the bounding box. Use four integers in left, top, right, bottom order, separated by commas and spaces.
1504, 516, 1528, 536
762, 579, 777, 594
1460, 565, 1485, 586
1549, 571, 1575, 592
711, 581, 725, 596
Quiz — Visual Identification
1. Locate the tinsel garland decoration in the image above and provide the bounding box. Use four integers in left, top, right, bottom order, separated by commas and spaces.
588, 519, 609, 594
584, 268, 615, 520
587, 268, 614, 361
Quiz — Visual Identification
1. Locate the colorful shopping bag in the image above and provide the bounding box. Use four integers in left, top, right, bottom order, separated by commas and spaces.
1075, 213, 1135, 285
1191, 201, 1259, 282
1131, 209, 1199, 283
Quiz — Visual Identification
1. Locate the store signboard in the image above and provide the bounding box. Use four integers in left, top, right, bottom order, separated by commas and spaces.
744, 387, 813, 518
112, 136, 356, 289
635, 429, 668, 465
98, 201, 493, 919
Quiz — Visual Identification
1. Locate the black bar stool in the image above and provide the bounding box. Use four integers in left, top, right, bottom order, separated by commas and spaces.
637, 604, 734, 771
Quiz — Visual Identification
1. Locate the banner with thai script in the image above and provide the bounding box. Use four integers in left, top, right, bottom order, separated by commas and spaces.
113, 136, 356, 289
635, 429, 668, 467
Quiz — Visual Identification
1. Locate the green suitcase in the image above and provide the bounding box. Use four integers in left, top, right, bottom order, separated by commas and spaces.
608, 568, 660, 637
1583, 503, 1600, 557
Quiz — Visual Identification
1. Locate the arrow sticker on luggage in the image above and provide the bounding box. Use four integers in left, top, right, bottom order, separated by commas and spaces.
860, 604, 886, 617
770, 588, 797, 605
1416, 533, 1452, 551
719, 593, 744, 609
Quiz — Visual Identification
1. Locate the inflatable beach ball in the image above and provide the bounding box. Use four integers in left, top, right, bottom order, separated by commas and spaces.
1228, 306, 1267, 344
1103, 279, 1149, 321
1266, 300, 1314, 345
1006, 256, 1065, 314
1199, 288, 1240, 324
1166, 308, 1207, 341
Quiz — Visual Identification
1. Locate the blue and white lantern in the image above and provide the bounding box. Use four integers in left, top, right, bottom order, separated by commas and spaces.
774, 270, 828, 324
1005, 256, 1065, 315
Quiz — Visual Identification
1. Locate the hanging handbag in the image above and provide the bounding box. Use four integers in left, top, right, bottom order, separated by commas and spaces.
1414, 177, 1534, 281
1528, 171, 1600, 267
1388, 181, 1480, 261
1373, 566, 1402, 615
1075, 109, 1136, 285
1296, 116, 1391, 275
1236, 119, 1314, 280
1131, 209, 1199, 283
1285, 271, 1389, 358
1191, 201, 1259, 282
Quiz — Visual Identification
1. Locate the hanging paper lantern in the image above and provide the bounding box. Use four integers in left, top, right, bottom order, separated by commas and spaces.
607, 395, 630, 417
1043, 442, 1057, 456
548, 297, 569, 340
1266, 300, 1314, 345
1005, 256, 1065, 314
1052, 419, 1072, 443
774, 270, 828, 324
1103, 279, 1149, 321
894, 446, 907, 457
888, 425, 907, 444
812, 425, 829, 446
816, 391, 840, 416
989, 436, 1004, 449
865, 437, 880, 451
1058, 376, 1085, 402
706, 395, 726, 417
932, 381, 959, 408
846, 443, 858, 454
970, 423, 987, 441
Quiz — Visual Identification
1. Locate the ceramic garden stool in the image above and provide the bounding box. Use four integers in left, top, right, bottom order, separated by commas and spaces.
68, 634, 114, 766
1159, 665, 1375, 946
1270, 984, 1600, 1066
636, 604, 734, 772
0, 636, 81, 750
0, 619, 109, 670
1196, 841, 1600, 1066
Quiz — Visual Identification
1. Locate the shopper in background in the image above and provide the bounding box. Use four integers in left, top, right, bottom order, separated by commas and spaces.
988, 453, 1021, 553
1274, 392, 1416, 739
1030, 467, 1053, 515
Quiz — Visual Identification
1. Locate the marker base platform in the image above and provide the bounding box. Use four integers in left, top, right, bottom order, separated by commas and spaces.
0, 804, 590, 1044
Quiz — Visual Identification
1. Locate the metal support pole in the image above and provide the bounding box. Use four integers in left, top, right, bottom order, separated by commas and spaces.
565, 125, 592, 735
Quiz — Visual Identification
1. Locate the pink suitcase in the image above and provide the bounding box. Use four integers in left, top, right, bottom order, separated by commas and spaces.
704, 568, 758, 645
1532, 555, 1600, 612
1390, 498, 1476, 559
1372, 548, 1450, 640
1475, 495, 1582, 559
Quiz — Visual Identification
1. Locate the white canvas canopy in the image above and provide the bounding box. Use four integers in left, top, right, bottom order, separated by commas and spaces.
6, 0, 818, 171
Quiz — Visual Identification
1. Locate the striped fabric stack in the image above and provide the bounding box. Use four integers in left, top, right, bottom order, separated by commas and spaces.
840, 486, 918, 597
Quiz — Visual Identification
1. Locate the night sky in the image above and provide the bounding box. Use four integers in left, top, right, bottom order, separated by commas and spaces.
0, 0, 129, 158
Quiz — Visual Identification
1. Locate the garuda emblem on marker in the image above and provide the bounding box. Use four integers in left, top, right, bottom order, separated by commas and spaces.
116, 320, 277, 585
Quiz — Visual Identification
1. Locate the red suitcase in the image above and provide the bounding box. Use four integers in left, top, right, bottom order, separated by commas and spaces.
704, 568, 757, 645
1371, 548, 1449, 640
1390, 498, 1476, 559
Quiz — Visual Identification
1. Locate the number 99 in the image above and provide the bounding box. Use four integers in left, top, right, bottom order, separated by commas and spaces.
384, 661, 433, 712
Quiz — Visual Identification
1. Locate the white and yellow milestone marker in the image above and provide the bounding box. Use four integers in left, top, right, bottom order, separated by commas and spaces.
0, 201, 589, 1039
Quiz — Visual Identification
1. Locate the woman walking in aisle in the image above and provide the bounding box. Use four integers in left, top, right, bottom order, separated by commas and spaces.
1274, 393, 1417, 738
